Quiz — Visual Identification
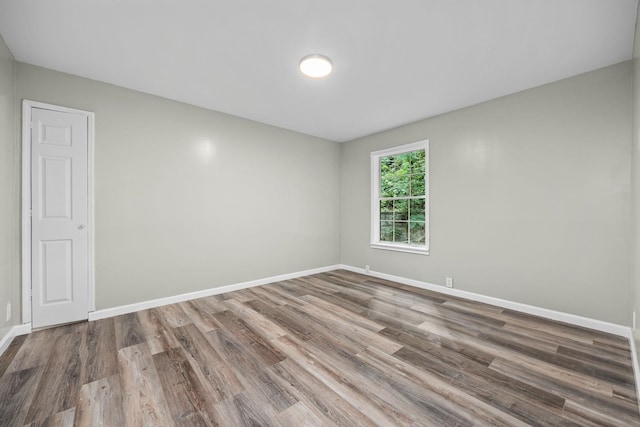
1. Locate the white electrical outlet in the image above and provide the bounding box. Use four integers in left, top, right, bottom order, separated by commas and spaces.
446, 277, 454, 288
365, 265, 370, 274
6, 302, 11, 322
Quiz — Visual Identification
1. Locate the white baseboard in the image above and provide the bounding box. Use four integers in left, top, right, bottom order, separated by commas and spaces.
88, 264, 341, 321
628, 332, 640, 412
0, 323, 32, 357
339, 264, 640, 407
90, 262, 631, 336
339, 264, 630, 337
9, 263, 638, 389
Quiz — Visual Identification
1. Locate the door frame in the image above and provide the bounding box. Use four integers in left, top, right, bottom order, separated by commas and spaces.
21, 100, 95, 325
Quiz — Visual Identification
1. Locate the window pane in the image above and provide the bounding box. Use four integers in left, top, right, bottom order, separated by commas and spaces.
395, 172, 410, 197
411, 174, 425, 196
388, 155, 398, 173
394, 153, 411, 172
394, 222, 408, 243
411, 150, 425, 175
409, 221, 425, 244
380, 155, 395, 198
380, 200, 393, 221
393, 153, 411, 197
381, 155, 394, 174
410, 199, 425, 221
380, 221, 393, 242
381, 177, 394, 198
394, 199, 408, 221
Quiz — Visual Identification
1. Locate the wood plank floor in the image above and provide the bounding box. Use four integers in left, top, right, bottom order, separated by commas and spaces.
1, 270, 639, 426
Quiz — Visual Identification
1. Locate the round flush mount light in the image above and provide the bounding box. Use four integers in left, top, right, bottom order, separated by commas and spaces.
299, 54, 333, 78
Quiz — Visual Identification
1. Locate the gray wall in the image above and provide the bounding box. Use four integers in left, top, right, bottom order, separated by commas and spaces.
7, 51, 636, 327
17, 63, 341, 310
632, 3, 640, 338
0, 35, 17, 338
341, 62, 632, 325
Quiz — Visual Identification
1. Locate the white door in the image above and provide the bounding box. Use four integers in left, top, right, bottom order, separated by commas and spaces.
30, 107, 89, 328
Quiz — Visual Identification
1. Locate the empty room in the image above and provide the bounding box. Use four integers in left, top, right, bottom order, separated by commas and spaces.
2, 0, 640, 425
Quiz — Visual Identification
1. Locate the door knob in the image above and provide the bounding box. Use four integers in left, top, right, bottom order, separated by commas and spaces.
77, 224, 86, 230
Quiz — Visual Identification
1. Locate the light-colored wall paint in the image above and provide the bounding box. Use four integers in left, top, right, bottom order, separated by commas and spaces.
631, 3, 640, 338
9, 57, 635, 327
0, 35, 17, 338
341, 62, 632, 325
17, 63, 341, 310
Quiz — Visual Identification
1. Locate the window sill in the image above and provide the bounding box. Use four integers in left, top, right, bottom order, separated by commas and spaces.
370, 242, 429, 255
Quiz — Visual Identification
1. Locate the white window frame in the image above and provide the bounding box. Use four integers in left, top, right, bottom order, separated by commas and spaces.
370, 140, 429, 255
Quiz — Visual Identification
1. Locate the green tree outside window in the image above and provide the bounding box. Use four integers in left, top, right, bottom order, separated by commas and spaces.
378, 149, 426, 245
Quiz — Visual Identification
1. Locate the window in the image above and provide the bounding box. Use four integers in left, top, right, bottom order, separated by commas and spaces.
371, 140, 429, 255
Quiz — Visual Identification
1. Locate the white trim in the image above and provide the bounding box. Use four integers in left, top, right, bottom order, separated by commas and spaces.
370, 139, 429, 255
370, 140, 428, 158
87, 262, 631, 336
370, 242, 429, 255
21, 101, 31, 324
339, 264, 630, 337
21, 100, 96, 324
0, 323, 32, 357
629, 332, 640, 413
87, 112, 95, 312
88, 265, 341, 321
7, 262, 640, 400
340, 264, 640, 405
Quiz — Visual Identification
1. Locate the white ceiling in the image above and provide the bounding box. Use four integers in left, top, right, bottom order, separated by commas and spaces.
0, 0, 637, 142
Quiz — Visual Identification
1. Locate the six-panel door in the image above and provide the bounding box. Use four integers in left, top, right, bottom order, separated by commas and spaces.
31, 107, 89, 328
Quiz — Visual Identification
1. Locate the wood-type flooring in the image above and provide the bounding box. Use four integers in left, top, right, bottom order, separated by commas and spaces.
0, 270, 639, 426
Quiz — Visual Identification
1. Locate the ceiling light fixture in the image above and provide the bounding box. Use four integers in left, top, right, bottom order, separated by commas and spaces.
299, 54, 333, 78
